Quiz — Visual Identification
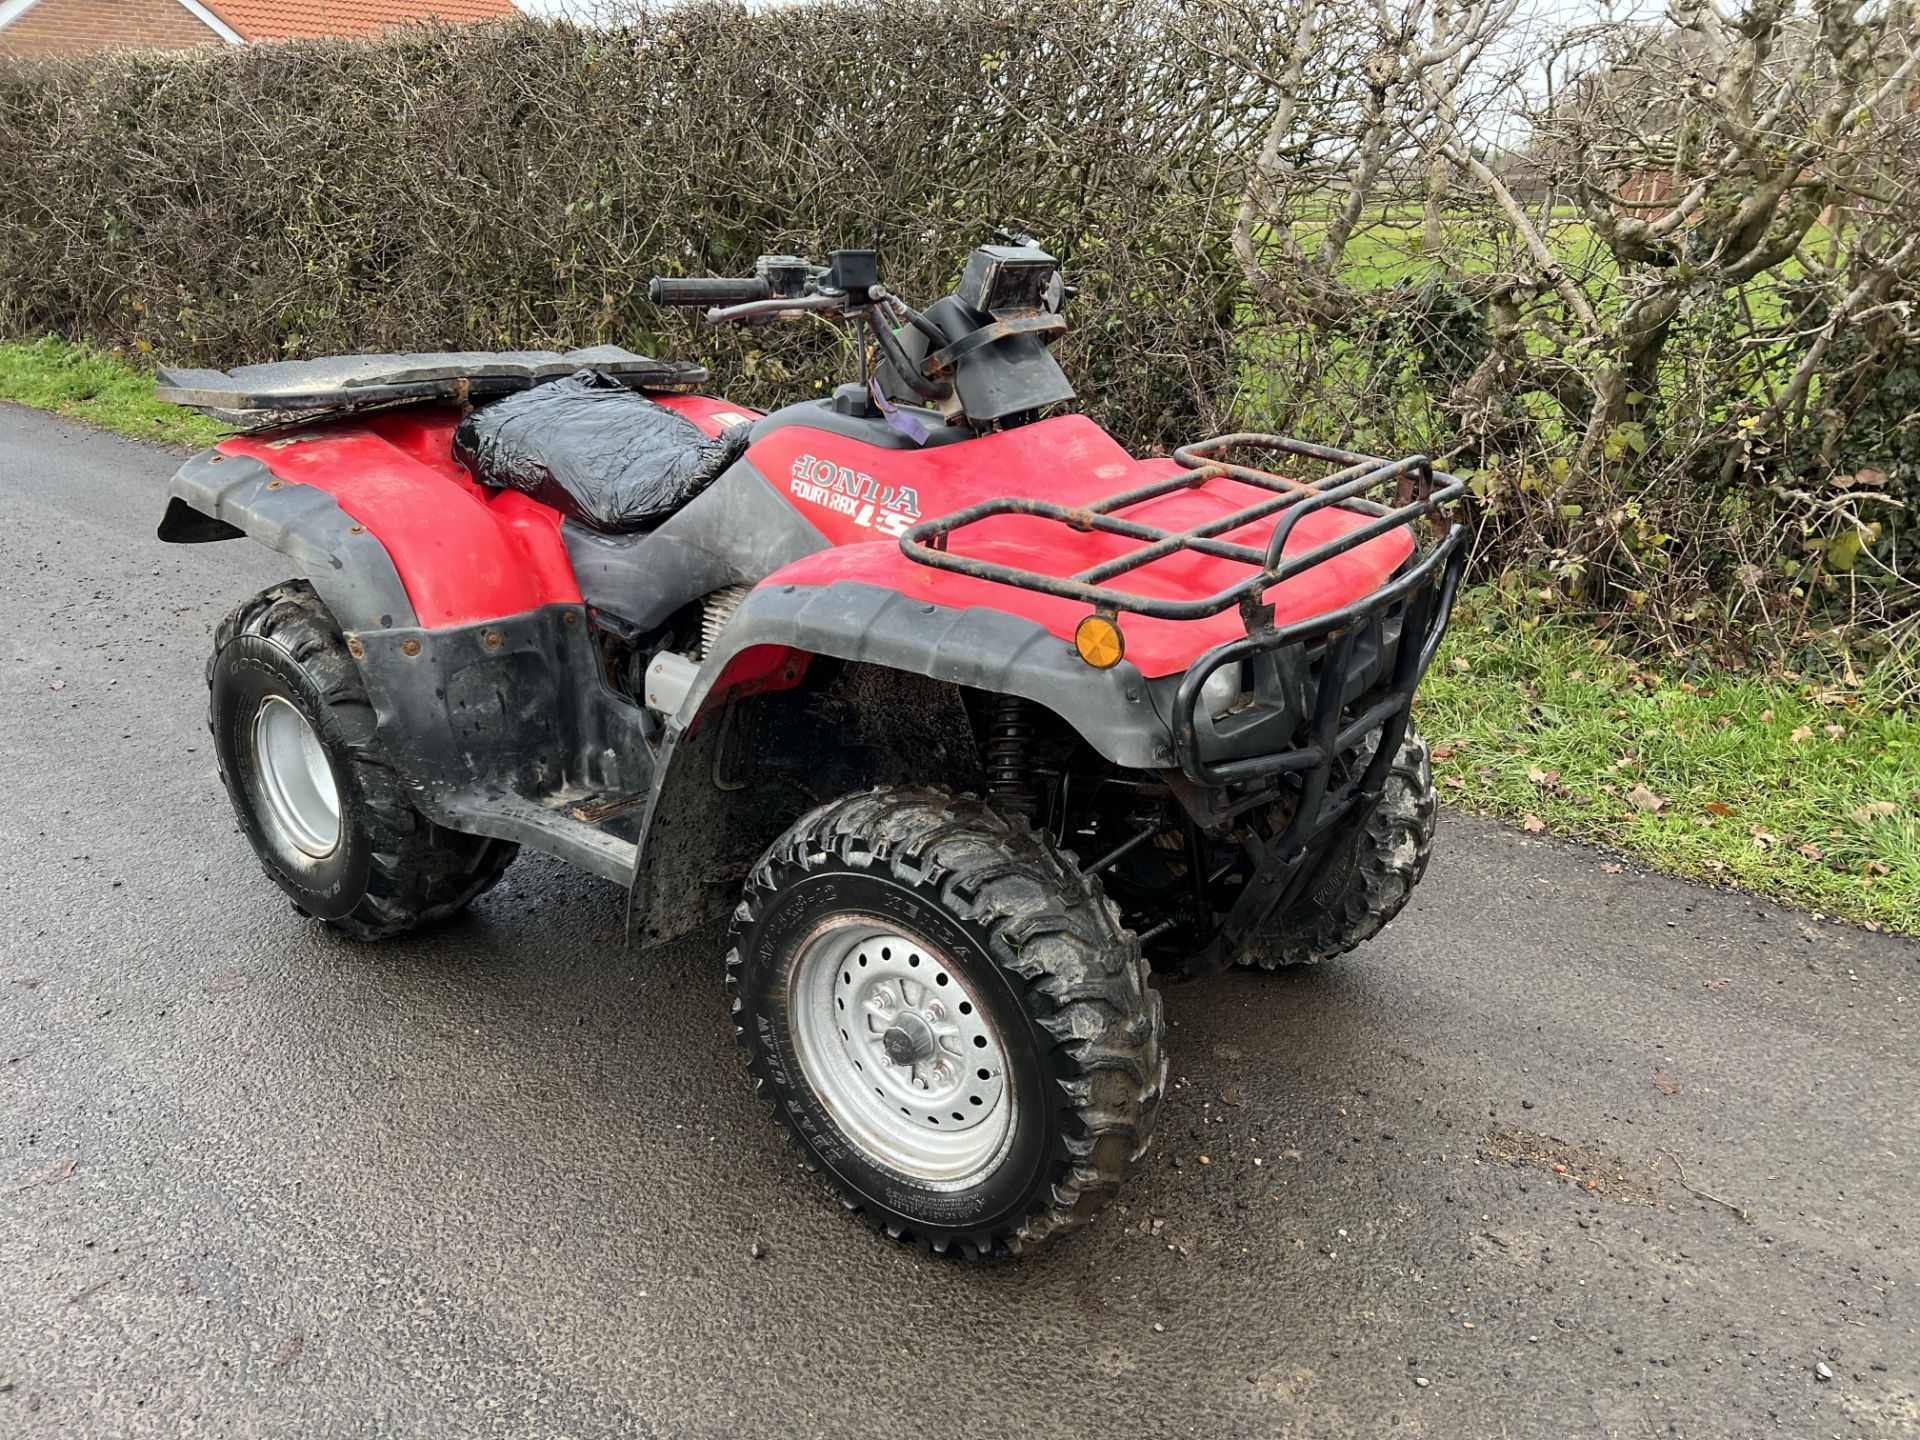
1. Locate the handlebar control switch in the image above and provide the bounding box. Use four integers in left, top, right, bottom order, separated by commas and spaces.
756, 255, 818, 299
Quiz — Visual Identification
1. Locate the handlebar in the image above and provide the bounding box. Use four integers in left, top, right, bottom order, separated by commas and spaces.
647, 255, 950, 403
646, 242, 1074, 425
647, 276, 772, 308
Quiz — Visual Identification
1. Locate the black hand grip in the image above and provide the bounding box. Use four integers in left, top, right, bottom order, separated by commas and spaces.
648, 276, 772, 307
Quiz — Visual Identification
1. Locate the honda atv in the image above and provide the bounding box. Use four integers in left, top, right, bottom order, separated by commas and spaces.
156, 241, 1464, 1257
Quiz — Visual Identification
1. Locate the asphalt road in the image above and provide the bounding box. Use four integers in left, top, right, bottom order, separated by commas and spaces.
1, 402, 1916, 1439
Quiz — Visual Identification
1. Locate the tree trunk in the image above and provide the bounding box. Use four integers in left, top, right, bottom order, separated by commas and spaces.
1423, 1, 1454, 255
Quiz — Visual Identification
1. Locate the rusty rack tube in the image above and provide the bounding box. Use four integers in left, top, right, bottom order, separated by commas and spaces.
900, 431, 1463, 625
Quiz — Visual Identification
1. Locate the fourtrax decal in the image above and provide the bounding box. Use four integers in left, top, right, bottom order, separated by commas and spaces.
788, 453, 921, 538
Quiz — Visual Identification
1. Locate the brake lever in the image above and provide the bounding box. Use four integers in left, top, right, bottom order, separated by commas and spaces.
704, 292, 846, 325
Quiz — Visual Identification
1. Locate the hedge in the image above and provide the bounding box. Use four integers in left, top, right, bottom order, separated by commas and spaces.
0, 1, 1258, 451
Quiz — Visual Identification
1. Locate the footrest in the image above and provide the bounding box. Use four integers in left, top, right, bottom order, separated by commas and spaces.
436, 787, 639, 885
572, 791, 651, 825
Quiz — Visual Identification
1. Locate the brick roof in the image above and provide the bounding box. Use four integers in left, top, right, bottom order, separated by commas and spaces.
204, 0, 520, 40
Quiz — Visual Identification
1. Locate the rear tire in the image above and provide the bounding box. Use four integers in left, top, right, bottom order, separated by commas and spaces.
207, 581, 516, 940
1235, 726, 1436, 969
727, 788, 1166, 1257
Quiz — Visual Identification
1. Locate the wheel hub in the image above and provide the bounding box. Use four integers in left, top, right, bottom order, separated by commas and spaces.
881, 1012, 936, 1067
251, 695, 341, 859
788, 920, 1013, 1188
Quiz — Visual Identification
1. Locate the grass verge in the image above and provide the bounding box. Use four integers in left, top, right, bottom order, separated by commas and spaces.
2, 334, 1910, 929
0, 334, 229, 448
1418, 591, 1918, 933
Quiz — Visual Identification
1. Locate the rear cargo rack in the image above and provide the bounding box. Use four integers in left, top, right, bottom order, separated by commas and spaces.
899, 432, 1465, 629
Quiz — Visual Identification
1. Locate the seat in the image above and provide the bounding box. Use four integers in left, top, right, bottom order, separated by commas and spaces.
454, 369, 748, 532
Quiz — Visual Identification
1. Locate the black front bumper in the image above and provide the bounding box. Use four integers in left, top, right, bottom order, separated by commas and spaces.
1170, 527, 1465, 786
1165, 530, 1464, 973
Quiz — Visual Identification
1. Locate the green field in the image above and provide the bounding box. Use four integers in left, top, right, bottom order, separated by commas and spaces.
1284, 207, 1825, 293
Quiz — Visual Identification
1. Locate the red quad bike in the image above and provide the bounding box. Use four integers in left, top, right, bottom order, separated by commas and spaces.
157, 242, 1464, 1257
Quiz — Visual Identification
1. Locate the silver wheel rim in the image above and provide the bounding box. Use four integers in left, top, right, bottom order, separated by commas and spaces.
788, 918, 1014, 1189
251, 695, 342, 859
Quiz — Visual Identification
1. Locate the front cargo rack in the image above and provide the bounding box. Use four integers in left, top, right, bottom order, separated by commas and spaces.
898, 432, 1465, 629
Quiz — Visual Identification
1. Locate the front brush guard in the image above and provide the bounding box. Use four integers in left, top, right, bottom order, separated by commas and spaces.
1172, 533, 1463, 974
1170, 529, 1464, 786
901, 430, 1467, 975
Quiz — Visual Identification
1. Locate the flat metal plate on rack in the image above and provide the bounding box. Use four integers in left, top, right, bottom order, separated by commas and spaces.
156, 347, 709, 427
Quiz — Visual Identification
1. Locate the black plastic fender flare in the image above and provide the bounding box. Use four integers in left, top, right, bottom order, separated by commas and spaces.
680, 578, 1175, 770
156, 447, 418, 632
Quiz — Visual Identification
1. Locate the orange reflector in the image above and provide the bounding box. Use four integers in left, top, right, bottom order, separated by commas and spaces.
1074, 614, 1126, 669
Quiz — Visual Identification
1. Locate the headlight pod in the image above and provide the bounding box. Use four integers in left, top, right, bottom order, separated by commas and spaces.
1199, 660, 1246, 720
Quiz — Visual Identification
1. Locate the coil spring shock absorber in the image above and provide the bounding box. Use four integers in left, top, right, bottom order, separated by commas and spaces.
986, 694, 1037, 821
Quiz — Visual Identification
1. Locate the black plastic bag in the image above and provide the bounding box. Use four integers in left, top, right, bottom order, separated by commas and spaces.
454, 369, 748, 531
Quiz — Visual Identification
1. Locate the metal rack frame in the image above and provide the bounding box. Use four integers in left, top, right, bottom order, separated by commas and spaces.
900, 431, 1464, 628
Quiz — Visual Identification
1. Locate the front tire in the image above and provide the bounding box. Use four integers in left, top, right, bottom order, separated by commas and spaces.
208, 581, 517, 940
1235, 726, 1437, 969
727, 789, 1166, 1257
